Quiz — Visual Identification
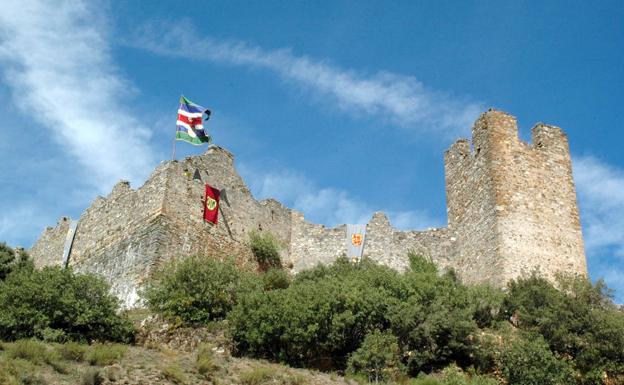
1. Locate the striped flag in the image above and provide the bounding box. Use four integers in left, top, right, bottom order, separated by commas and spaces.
176, 96, 211, 145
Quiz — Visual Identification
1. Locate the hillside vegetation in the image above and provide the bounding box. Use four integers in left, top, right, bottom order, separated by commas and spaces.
1, 240, 623, 384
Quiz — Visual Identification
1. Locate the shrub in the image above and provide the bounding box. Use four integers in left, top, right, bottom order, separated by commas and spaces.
0, 267, 134, 343
439, 365, 499, 385
388, 267, 477, 374
143, 255, 260, 324
262, 268, 290, 290
410, 376, 443, 385
499, 334, 574, 385
408, 252, 438, 275
347, 330, 403, 383
85, 344, 127, 366
502, 273, 624, 381
0, 243, 32, 281
467, 284, 504, 329
249, 231, 281, 270
229, 259, 400, 369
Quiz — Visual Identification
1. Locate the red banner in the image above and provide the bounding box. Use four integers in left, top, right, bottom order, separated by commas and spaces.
203, 183, 220, 224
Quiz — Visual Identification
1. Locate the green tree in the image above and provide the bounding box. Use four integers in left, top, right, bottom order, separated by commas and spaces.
0, 266, 134, 342
388, 254, 477, 374
502, 273, 624, 382
262, 268, 291, 290
0, 242, 32, 280
500, 334, 574, 385
347, 330, 404, 383
143, 255, 261, 324
229, 258, 401, 369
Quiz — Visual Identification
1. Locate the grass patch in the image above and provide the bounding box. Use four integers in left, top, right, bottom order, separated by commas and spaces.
85, 343, 127, 366
81, 368, 104, 385
282, 373, 307, 385
4, 339, 68, 373
56, 341, 88, 361
195, 344, 218, 378
161, 363, 187, 384
5, 339, 49, 363
239, 366, 275, 385
0, 356, 41, 385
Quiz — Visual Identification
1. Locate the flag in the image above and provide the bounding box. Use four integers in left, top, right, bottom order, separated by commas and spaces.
346, 224, 366, 262
176, 96, 212, 145
203, 183, 220, 224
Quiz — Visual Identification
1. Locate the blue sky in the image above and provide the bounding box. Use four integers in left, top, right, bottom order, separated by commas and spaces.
1, 1, 623, 301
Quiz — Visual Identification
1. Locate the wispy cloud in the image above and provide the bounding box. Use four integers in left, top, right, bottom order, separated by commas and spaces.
574, 156, 624, 302
574, 156, 624, 257
0, 205, 54, 248
239, 164, 443, 230
0, 0, 155, 191
134, 25, 483, 137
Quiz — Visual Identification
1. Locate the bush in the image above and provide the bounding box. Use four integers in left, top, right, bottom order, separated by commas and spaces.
502, 273, 624, 381
438, 365, 499, 385
388, 264, 477, 374
0, 243, 32, 281
262, 268, 291, 290
467, 284, 504, 329
408, 252, 438, 275
499, 334, 574, 385
249, 231, 282, 270
347, 330, 403, 383
229, 259, 401, 369
0, 266, 134, 343
143, 255, 260, 324
85, 344, 127, 366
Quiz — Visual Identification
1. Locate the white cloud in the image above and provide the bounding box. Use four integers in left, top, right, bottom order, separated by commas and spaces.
239, 164, 442, 230
134, 25, 483, 137
574, 156, 624, 257
0, 0, 155, 192
574, 155, 624, 302
0, 204, 55, 248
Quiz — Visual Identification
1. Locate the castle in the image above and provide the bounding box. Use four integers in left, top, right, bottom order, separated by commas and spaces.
30, 110, 587, 308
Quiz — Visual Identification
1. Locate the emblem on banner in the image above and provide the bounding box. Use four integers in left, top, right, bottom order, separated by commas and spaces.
206, 196, 217, 210
351, 233, 363, 246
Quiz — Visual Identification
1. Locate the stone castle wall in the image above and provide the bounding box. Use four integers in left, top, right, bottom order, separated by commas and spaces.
30, 110, 588, 307
444, 111, 586, 286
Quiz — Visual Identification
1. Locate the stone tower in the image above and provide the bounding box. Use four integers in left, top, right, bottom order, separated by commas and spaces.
444, 110, 587, 286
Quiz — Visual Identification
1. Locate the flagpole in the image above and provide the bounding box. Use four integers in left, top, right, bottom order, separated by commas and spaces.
172, 93, 181, 161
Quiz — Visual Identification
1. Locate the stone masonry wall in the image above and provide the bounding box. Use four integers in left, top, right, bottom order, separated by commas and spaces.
30, 110, 588, 307
445, 110, 587, 286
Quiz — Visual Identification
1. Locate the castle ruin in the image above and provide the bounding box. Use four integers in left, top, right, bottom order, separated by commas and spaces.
30, 110, 587, 308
